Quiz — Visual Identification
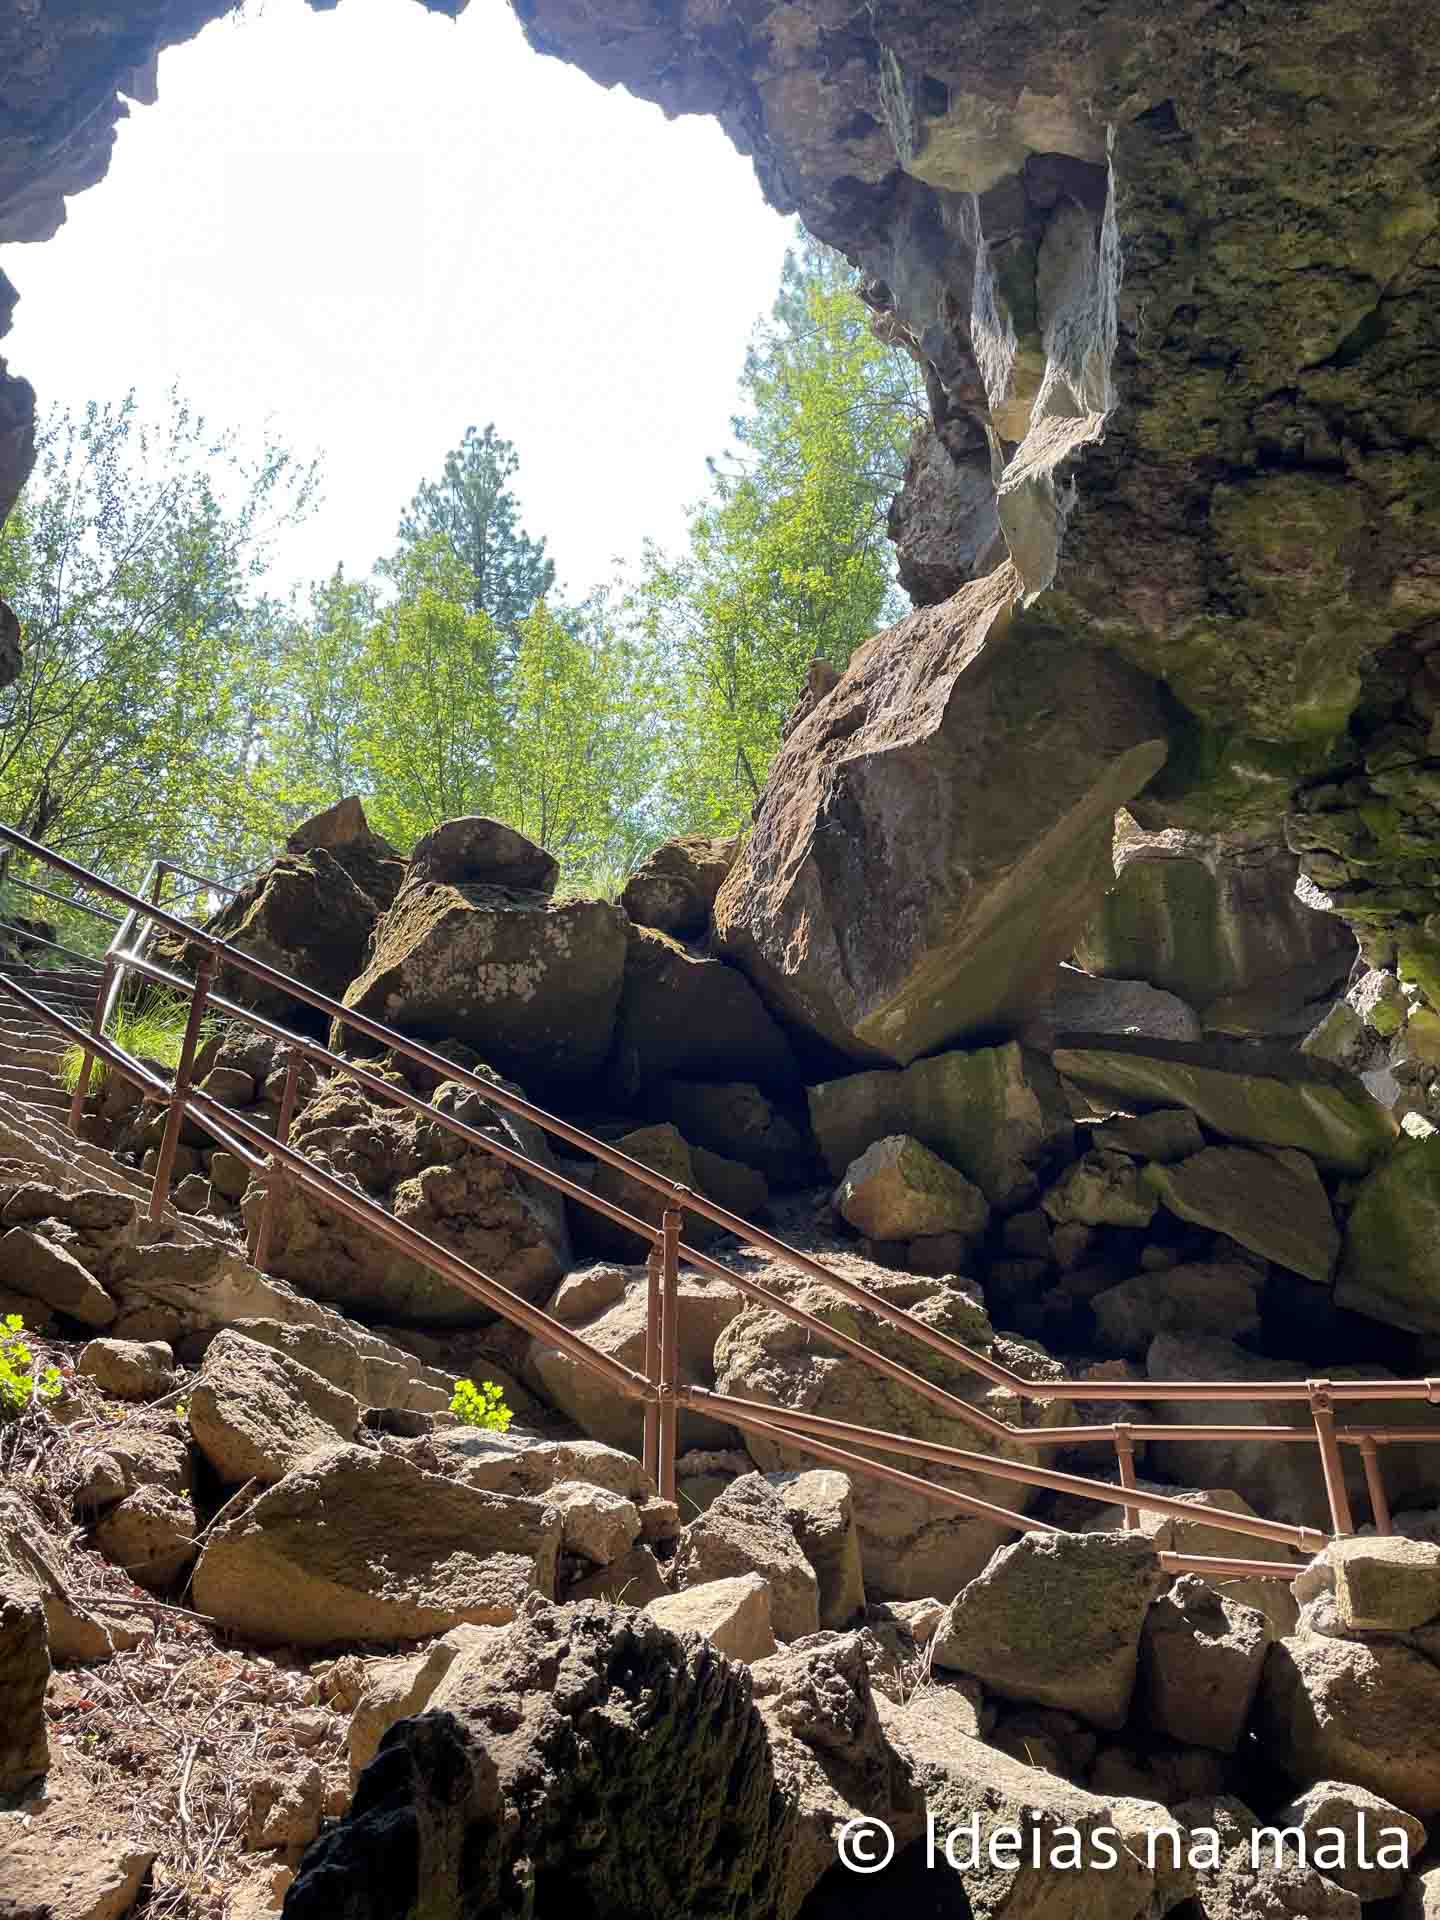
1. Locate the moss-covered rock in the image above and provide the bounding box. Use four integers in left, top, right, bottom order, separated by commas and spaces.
1336, 1135, 1440, 1332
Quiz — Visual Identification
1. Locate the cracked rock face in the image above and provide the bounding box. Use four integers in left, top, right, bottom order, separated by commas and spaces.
517, 0, 1440, 988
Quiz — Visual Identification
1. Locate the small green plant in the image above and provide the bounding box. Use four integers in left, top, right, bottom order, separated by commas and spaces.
59, 990, 215, 1093
450, 1377, 513, 1432
0, 1315, 61, 1419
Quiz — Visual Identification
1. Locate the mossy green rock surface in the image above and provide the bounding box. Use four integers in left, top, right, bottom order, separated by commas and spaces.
1144, 1147, 1339, 1284
1054, 1036, 1395, 1175
1337, 1137, 1440, 1333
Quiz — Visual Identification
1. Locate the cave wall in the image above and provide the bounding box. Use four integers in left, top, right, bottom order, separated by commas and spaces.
511, 0, 1440, 999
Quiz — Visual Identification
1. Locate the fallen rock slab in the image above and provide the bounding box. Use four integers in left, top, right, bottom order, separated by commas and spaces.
646, 1574, 777, 1664
527, 1263, 742, 1455
1091, 1262, 1261, 1357
714, 573, 1169, 1065
1053, 1035, 1395, 1174
809, 1040, 1073, 1209
621, 834, 738, 937
1144, 1145, 1339, 1282
714, 1273, 1070, 1599
76, 1336, 175, 1399
1042, 1149, 1157, 1228
881, 1688, 1165, 1917
0, 1828, 154, 1919
771, 1469, 865, 1629
188, 1328, 359, 1485
833, 1134, 988, 1242
609, 924, 796, 1097
1, 1225, 116, 1328
191, 1445, 560, 1645
1136, 1575, 1269, 1753
1270, 1781, 1425, 1903
674, 1474, 819, 1642
1172, 1793, 1360, 1920
1329, 1535, 1440, 1632
339, 875, 629, 1090
346, 1622, 502, 1780
1258, 1630, 1440, 1816
931, 1528, 1165, 1729
1020, 964, 1203, 1050
0, 1562, 48, 1795
1337, 1136, 1440, 1334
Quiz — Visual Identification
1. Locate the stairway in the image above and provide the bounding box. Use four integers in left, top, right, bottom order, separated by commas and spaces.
0, 961, 222, 1240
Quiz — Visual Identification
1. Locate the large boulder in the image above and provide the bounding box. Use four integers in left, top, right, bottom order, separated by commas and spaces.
1143, 1146, 1340, 1283
658, 1080, 820, 1187
808, 1041, 1073, 1211
621, 834, 739, 938
714, 571, 1170, 1066
158, 798, 406, 1026
1053, 1035, 1396, 1174
1269, 1782, 1426, 1904
1091, 1263, 1261, 1358
1135, 1575, 1270, 1753
1171, 1794, 1361, 1920
1020, 963, 1203, 1051
1, 1225, 117, 1329
284, 1601, 792, 1920
930, 1529, 1165, 1730
192, 1445, 560, 1645
242, 1076, 570, 1326
187, 1328, 359, 1485
713, 1271, 1072, 1599
834, 1135, 989, 1243
1076, 825, 1354, 1032
646, 1574, 777, 1664
0, 1532, 49, 1795
1257, 1630, 1440, 1817
1337, 1136, 1440, 1332
339, 872, 628, 1090
408, 815, 558, 893
527, 1262, 744, 1454
770, 1469, 866, 1629
673, 1475, 821, 1642
878, 1689, 1168, 1918
608, 925, 797, 1099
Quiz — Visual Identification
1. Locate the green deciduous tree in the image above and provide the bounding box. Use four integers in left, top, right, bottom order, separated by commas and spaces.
635, 235, 924, 835
0, 392, 316, 898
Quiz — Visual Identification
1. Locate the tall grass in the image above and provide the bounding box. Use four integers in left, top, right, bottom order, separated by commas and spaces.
58, 992, 214, 1093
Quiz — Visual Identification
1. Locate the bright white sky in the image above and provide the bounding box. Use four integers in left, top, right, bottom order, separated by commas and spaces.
2, 0, 794, 601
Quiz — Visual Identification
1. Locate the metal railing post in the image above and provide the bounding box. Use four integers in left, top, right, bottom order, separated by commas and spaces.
1308, 1380, 1355, 1537
657, 1208, 681, 1504
251, 1054, 301, 1273
147, 953, 214, 1222
1114, 1424, 1139, 1531
642, 1235, 662, 1487
69, 953, 117, 1135
1358, 1436, 1392, 1535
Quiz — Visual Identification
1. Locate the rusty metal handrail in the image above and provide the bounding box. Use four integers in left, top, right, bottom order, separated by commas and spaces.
0, 818, 1429, 1576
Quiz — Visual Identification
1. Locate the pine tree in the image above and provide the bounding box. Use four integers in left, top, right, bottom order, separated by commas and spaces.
394, 423, 554, 630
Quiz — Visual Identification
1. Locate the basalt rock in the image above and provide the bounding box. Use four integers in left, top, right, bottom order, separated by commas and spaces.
620, 834, 739, 938
714, 1273, 1071, 1599
1076, 824, 1354, 1034
241, 1076, 570, 1326
339, 872, 628, 1091
715, 571, 1170, 1065
284, 1601, 792, 1920
1054, 1035, 1396, 1175
156, 799, 406, 1029
608, 925, 797, 1100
